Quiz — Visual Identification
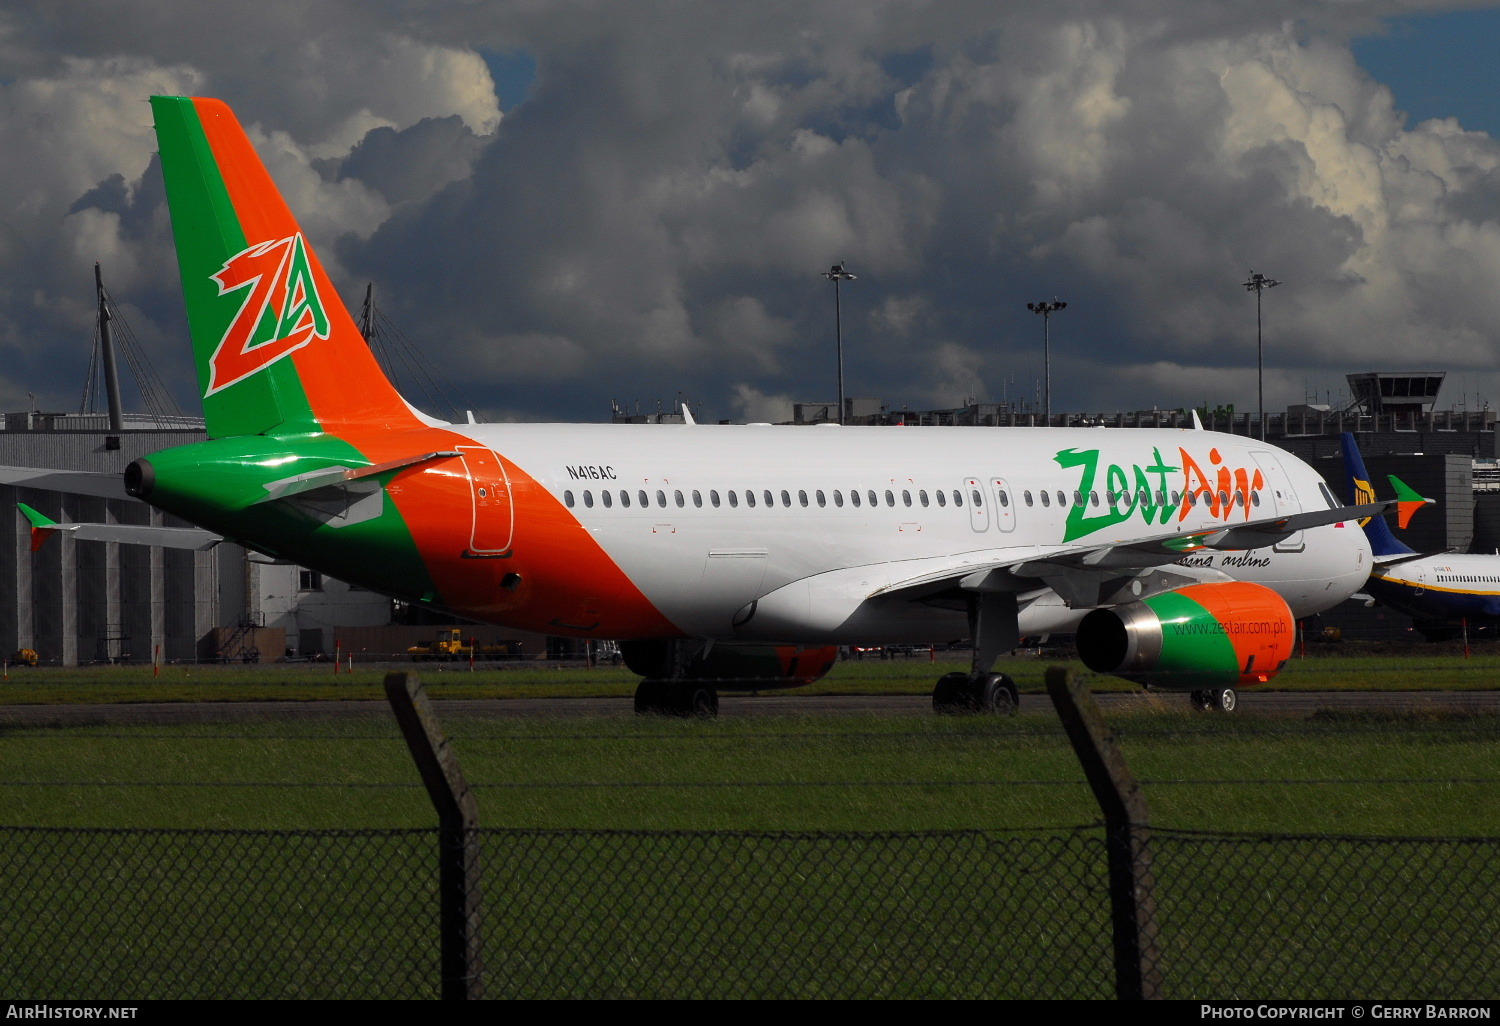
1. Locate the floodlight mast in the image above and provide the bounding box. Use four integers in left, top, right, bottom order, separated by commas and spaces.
1242, 270, 1281, 441
822, 263, 857, 424
1027, 299, 1066, 424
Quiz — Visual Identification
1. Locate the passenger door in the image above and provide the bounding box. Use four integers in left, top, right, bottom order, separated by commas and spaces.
1252, 451, 1304, 553
459, 446, 514, 555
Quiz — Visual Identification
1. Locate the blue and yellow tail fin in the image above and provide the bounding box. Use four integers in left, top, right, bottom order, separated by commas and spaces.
1339, 433, 1417, 556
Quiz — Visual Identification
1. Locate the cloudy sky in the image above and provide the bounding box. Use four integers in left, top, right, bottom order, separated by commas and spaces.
4, 1, 1500, 425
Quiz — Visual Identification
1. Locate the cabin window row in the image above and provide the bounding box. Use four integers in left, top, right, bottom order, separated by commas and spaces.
562, 486, 1263, 512
1058, 489, 1263, 510
563, 487, 978, 511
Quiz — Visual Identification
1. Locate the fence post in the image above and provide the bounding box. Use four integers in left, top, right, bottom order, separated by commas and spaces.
1045, 666, 1161, 1000
384, 670, 483, 1000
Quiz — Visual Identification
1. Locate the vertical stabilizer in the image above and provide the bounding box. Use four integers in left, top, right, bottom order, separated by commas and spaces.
1339, 432, 1414, 556
151, 96, 419, 439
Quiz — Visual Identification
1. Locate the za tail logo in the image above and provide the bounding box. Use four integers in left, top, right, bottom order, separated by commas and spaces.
207, 234, 330, 395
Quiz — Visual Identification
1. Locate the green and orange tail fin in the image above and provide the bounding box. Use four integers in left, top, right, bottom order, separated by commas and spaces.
1387, 474, 1434, 530
18, 503, 57, 552
150, 96, 423, 440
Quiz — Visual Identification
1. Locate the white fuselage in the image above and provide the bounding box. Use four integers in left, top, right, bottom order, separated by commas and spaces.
456, 423, 1371, 645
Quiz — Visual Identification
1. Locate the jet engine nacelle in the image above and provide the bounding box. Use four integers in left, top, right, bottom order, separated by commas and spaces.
620, 639, 839, 690
1076, 581, 1295, 690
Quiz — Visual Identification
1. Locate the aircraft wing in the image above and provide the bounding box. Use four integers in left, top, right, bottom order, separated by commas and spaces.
19, 503, 221, 551
1373, 549, 1451, 569
0, 465, 130, 500
1065, 499, 1397, 568
869, 499, 1397, 608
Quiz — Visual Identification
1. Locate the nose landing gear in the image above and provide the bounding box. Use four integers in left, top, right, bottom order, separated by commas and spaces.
1189, 688, 1238, 713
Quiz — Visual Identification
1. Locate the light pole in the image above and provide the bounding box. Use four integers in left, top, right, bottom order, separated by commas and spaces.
1027, 299, 1066, 424
822, 263, 856, 424
1242, 270, 1280, 441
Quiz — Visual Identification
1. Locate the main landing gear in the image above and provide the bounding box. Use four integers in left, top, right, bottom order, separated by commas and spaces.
625, 640, 721, 718
633, 679, 719, 718
1189, 688, 1238, 713
932, 591, 1023, 715
932, 671, 1019, 715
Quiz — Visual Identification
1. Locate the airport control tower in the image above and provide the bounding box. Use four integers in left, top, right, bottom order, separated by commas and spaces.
1345, 371, 1446, 417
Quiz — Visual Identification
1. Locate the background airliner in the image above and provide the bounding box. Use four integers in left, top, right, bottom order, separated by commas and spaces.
3, 97, 1392, 716
1341, 431, 1500, 631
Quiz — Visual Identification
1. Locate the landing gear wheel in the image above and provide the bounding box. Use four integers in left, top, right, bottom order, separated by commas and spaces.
1214, 688, 1237, 713
932, 671, 974, 714
1189, 690, 1213, 712
633, 680, 720, 718
634, 680, 673, 715
933, 672, 1019, 715
978, 673, 1019, 715
682, 684, 719, 718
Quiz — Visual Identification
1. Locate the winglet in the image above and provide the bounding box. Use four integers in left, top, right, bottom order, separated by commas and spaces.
18, 502, 57, 552
1190, 409, 1204, 430
1387, 474, 1434, 530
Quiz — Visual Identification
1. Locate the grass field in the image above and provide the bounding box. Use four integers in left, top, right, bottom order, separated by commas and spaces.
3, 644, 1500, 704
5, 658, 1499, 999
4, 706, 1498, 836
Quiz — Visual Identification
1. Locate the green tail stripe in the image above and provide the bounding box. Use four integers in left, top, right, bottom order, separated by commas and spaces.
151, 96, 315, 438
1387, 475, 1430, 504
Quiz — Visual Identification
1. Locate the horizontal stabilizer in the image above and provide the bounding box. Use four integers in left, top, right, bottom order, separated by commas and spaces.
258, 450, 460, 504
18, 503, 220, 551
0, 466, 129, 500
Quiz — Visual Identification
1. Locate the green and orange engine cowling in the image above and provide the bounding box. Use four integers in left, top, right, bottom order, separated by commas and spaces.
1076, 581, 1294, 689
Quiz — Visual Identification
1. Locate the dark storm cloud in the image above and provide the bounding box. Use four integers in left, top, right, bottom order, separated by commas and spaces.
3, 1, 1500, 421
330, 116, 486, 206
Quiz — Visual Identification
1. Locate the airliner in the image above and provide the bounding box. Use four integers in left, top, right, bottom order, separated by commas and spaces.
2, 97, 1391, 716
1341, 432, 1500, 628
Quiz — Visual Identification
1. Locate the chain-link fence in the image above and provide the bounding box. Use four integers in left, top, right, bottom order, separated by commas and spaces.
0, 826, 440, 1000
3, 822, 1497, 999
1148, 828, 1500, 1000
482, 826, 1111, 999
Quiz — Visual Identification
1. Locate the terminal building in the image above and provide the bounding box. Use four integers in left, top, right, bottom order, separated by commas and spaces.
789, 371, 1495, 458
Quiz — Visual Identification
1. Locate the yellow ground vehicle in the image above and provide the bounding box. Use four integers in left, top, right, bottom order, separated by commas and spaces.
9, 649, 38, 667
407, 629, 476, 661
